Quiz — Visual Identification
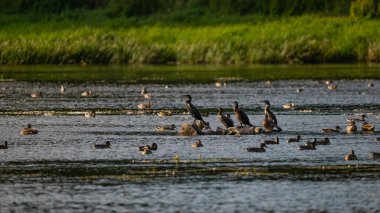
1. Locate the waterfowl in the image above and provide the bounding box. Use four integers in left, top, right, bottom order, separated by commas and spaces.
368, 152, 380, 160
233, 101, 253, 127
283, 102, 295, 109
261, 100, 282, 131
144, 92, 152, 99
60, 85, 66, 93
376, 114, 380, 119
20, 124, 39, 135
321, 126, 342, 133
138, 143, 157, 151
347, 114, 366, 122
362, 122, 375, 132
327, 84, 337, 91
325, 80, 333, 85
185, 95, 209, 127
217, 107, 234, 129
157, 111, 172, 116
314, 138, 330, 145
81, 90, 92, 97
0, 141, 8, 149
141, 147, 152, 155
264, 136, 279, 145
215, 81, 223, 87
92, 141, 111, 149
155, 124, 176, 131
299, 140, 316, 150
287, 135, 301, 143
368, 81, 374, 88
85, 110, 96, 118
344, 150, 358, 161
31, 92, 42, 98
137, 101, 152, 109
150, 143, 158, 150
192, 139, 203, 148
346, 120, 357, 133
296, 88, 304, 93
141, 87, 152, 99
246, 143, 268, 152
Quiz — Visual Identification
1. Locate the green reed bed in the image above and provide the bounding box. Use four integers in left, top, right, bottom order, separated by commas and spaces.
1, 15, 380, 65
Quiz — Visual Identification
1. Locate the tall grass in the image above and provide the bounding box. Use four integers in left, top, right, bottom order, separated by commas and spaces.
1, 15, 380, 64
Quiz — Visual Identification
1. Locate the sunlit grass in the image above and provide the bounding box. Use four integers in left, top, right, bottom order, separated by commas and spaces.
1, 15, 380, 64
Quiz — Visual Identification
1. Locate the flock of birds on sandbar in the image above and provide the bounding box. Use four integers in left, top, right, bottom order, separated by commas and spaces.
1, 80, 380, 161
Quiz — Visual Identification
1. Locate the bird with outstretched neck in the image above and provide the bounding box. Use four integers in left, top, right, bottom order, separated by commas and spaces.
233, 101, 253, 127
184, 95, 209, 127
261, 100, 283, 132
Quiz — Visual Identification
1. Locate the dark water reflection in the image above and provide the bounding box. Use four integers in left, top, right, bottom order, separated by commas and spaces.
0, 77, 379, 212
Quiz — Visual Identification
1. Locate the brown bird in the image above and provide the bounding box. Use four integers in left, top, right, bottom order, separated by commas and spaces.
192, 139, 203, 148
344, 150, 358, 161
321, 126, 341, 133
20, 124, 39, 135
362, 122, 375, 132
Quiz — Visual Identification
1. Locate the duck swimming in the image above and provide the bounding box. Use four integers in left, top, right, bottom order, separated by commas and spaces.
344, 150, 358, 161
287, 135, 301, 143
368, 152, 380, 160
81, 90, 92, 97
31, 92, 43, 98
20, 124, 39, 135
246, 143, 268, 152
92, 141, 111, 149
314, 138, 330, 145
192, 139, 203, 148
346, 120, 357, 133
264, 136, 279, 145
283, 102, 295, 109
0, 141, 8, 149
155, 124, 176, 131
141, 147, 152, 155
299, 140, 316, 150
321, 126, 342, 133
138, 143, 158, 151
362, 122, 375, 132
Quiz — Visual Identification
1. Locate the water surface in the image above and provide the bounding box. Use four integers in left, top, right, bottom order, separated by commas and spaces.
0, 65, 379, 212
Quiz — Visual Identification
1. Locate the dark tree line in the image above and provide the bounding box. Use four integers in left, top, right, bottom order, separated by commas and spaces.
0, 0, 378, 18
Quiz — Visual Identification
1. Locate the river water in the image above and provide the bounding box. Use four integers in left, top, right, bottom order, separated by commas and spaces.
0, 66, 379, 212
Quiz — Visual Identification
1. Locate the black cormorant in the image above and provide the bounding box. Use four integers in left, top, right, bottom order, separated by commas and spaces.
185, 95, 209, 127
217, 107, 234, 128
261, 100, 282, 132
232, 101, 253, 127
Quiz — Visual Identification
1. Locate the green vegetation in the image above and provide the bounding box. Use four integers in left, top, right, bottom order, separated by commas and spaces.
1, 0, 380, 65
